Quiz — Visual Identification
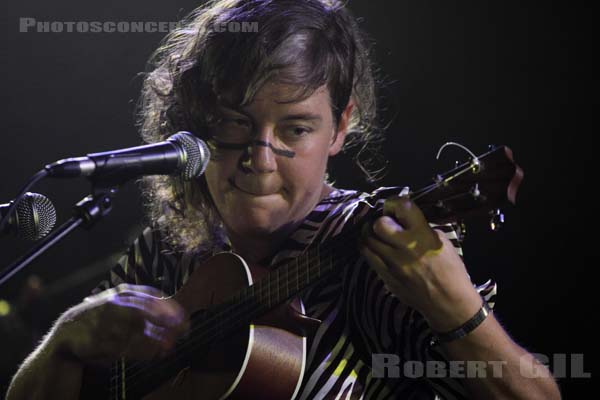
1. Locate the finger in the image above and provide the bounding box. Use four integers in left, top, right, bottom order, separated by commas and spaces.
424, 229, 445, 258
359, 245, 403, 293
112, 294, 186, 330
417, 229, 464, 270
113, 285, 187, 330
89, 284, 168, 306
383, 195, 427, 230
107, 303, 181, 360
105, 286, 189, 336
362, 223, 416, 265
115, 283, 167, 298
371, 216, 413, 248
143, 320, 175, 348
122, 323, 172, 360
375, 218, 443, 259
364, 236, 415, 277
77, 305, 158, 363
116, 309, 182, 360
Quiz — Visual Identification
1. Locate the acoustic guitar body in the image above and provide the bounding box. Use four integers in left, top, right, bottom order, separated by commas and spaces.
138, 252, 309, 400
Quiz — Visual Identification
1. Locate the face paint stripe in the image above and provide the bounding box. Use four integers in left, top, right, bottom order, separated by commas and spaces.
253, 140, 296, 158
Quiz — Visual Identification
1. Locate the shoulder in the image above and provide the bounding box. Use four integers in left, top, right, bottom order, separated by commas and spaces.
92, 226, 187, 295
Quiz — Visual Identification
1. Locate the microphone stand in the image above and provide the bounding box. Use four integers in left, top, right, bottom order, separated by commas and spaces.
0, 185, 118, 287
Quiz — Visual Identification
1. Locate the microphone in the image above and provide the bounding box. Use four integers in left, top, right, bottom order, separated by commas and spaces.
45, 131, 210, 184
1, 192, 57, 240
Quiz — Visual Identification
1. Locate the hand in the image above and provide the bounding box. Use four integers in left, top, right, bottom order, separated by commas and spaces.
358, 196, 482, 332
50, 284, 189, 366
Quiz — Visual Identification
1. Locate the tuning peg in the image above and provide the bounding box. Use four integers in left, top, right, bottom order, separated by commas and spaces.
489, 208, 504, 231
470, 183, 481, 199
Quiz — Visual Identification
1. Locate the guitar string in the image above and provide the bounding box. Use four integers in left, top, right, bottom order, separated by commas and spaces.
113, 164, 476, 393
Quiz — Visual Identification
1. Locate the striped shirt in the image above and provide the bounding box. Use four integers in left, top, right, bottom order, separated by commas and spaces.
94, 186, 497, 399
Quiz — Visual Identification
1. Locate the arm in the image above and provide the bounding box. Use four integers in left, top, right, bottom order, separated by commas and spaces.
7, 284, 188, 400
6, 325, 83, 400
433, 305, 560, 399
425, 280, 560, 399
359, 196, 561, 399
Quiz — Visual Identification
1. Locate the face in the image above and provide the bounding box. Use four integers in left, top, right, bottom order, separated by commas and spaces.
204, 82, 352, 239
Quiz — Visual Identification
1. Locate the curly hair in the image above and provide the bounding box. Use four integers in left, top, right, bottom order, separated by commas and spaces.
136, 0, 382, 253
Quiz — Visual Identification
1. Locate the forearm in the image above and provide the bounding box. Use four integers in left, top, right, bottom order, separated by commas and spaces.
436, 314, 561, 399
362, 201, 560, 398
6, 328, 83, 400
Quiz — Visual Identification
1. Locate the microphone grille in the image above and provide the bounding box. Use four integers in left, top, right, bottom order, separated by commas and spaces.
16, 193, 57, 241
170, 131, 211, 180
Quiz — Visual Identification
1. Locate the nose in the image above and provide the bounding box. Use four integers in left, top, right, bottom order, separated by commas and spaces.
240, 138, 277, 174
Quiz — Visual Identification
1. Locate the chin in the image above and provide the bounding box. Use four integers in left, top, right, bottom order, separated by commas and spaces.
228, 209, 286, 236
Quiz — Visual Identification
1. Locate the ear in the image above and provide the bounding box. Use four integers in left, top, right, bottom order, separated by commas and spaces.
329, 98, 354, 156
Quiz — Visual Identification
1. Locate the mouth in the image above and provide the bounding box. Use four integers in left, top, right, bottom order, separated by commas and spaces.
228, 178, 281, 197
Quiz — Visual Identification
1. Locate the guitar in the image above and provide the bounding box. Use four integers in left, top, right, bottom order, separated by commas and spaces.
98, 145, 523, 399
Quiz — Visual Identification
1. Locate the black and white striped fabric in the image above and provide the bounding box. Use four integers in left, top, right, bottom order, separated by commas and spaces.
94, 186, 497, 399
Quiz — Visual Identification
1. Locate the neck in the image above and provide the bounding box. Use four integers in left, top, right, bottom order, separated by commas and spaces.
226, 183, 334, 266
227, 229, 290, 266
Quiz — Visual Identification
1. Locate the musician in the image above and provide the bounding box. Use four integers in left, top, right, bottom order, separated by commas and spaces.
7, 0, 560, 399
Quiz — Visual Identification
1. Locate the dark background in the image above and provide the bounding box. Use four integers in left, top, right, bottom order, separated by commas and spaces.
0, 0, 594, 397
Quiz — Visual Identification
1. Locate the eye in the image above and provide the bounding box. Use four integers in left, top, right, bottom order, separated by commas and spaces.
223, 117, 251, 127
287, 126, 313, 137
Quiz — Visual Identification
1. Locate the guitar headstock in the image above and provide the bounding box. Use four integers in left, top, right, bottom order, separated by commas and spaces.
413, 145, 524, 226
